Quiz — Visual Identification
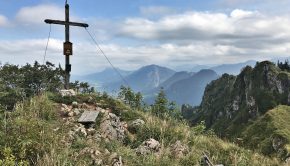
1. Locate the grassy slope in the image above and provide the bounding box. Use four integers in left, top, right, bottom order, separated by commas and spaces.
0, 94, 282, 166
242, 105, 290, 158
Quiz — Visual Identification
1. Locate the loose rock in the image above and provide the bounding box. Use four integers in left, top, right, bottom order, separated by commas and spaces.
128, 119, 145, 133
87, 128, 96, 136
72, 101, 78, 108
73, 108, 81, 116
112, 156, 123, 166
68, 111, 75, 117
93, 159, 103, 166
80, 103, 90, 109
60, 89, 76, 97
272, 136, 286, 152
88, 96, 94, 103
100, 112, 125, 142
136, 138, 161, 155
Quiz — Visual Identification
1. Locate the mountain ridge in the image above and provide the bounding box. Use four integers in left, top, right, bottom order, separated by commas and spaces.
106, 64, 176, 92
184, 61, 290, 136
72, 68, 131, 85
164, 69, 219, 106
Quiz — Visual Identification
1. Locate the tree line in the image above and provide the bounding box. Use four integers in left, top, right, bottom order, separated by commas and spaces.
0, 61, 92, 110
277, 60, 290, 72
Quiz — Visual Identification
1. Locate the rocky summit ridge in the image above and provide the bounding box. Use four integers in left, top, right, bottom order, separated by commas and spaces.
182, 61, 290, 160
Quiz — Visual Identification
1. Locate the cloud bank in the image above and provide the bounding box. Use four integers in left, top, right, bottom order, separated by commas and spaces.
118, 9, 290, 50
1, 6, 290, 73
15, 4, 64, 25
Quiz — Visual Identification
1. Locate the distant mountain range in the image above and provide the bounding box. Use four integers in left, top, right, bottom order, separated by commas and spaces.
106, 64, 175, 92
72, 60, 261, 106
173, 60, 256, 74
210, 60, 256, 75
164, 69, 218, 106
158, 71, 195, 90
71, 68, 131, 88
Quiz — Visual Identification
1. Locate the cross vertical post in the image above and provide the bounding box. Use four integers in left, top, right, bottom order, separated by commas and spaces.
44, 1, 89, 89
65, 3, 70, 89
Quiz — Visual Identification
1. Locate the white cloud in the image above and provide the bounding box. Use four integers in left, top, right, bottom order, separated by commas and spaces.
0, 39, 62, 64
1, 8, 290, 73
119, 11, 232, 40
230, 9, 259, 18
15, 4, 64, 25
1, 37, 289, 74
118, 9, 290, 50
119, 12, 234, 41
0, 15, 8, 27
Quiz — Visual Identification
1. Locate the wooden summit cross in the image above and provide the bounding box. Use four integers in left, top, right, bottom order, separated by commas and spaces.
44, 0, 89, 89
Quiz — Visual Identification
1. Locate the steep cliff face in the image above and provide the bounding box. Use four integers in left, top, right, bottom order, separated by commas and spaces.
187, 61, 290, 136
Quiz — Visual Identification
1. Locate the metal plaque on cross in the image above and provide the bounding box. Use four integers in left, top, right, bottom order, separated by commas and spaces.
64, 42, 73, 55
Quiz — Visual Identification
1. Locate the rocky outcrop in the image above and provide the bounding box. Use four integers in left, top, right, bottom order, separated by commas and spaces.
272, 136, 287, 154
72, 101, 78, 108
128, 119, 145, 133
76, 147, 123, 166
130, 119, 145, 127
100, 112, 125, 142
186, 61, 290, 136
57, 101, 128, 165
109, 153, 123, 166
59, 89, 76, 97
72, 124, 88, 137
136, 138, 161, 155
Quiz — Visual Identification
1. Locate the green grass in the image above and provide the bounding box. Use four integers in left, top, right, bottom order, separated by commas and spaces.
242, 105, 290, 158
0, 93, 283, 165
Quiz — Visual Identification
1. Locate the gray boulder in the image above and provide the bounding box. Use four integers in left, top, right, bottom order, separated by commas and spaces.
60, 104, 70, 116
72, 101, 78, 108
60, 89, 76, 97
73, 109, 81, 116
67, 111, 75, 117
136, 138, 161, 155
272, 136, 286, 152
112, 156, 123, 166
128, 119, 145, 133
100, 113, 125, 142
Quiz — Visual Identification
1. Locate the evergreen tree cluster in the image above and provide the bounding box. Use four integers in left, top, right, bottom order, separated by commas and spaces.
0, 61, 64, 109
151, 88, 181, 119
0, 61, 92, 109
277, 60, 290, 72
118, 85, 143, 110
69, 81, 95, 94
118, 86, 181, 120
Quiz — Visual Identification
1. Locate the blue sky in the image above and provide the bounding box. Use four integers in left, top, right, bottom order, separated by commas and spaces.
0, 0, 290, 74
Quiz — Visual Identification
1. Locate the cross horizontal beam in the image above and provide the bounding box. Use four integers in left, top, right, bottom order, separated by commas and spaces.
44, 19, 89, 28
